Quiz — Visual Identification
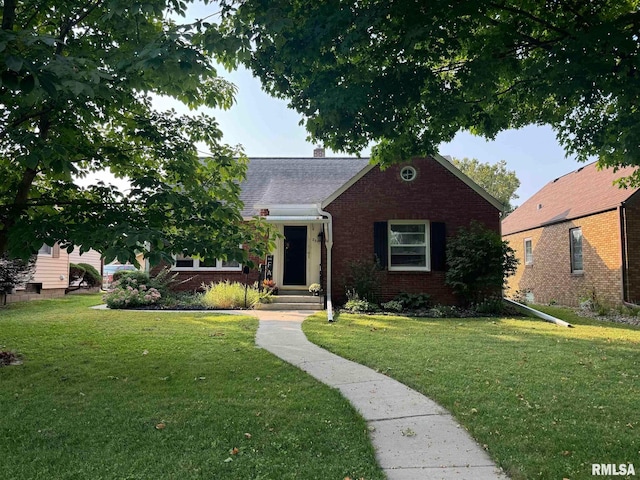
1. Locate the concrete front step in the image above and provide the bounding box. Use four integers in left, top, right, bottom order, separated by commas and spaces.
258, 302, 322, 311
272, 294, 323, 304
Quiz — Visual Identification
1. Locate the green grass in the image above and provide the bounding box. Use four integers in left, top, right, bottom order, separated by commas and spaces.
303, 309, 640, 480
0, 295, 383, 480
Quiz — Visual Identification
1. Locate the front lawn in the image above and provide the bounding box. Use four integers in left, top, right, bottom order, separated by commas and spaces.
303, 308, 640, 480
0, 295, 383, 480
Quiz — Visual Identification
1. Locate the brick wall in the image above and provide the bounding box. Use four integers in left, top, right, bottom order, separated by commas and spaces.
325, 157, 501, 305
150, 251, 261, 292
4, 288, 67, 304
503, 209, 623, 306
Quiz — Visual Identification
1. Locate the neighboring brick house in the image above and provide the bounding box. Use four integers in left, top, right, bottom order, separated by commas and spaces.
167, 150, 503, 311
502, 161, 640, 307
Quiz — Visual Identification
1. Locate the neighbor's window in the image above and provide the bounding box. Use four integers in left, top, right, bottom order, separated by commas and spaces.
524, 238, 533, 265
38, 244, 52, 256
388, 221, 429, 271
173, 254, 242, 271
570, 228, 583, 273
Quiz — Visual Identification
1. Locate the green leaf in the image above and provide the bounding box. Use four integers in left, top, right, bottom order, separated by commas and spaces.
5, 55, 23, 72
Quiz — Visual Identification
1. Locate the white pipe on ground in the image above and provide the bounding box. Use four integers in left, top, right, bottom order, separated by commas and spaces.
503, 298, 573, 328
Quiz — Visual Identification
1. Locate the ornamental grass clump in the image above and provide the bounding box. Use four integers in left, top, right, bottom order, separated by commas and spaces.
103, 271, 162, 309
201, 280, 260, 309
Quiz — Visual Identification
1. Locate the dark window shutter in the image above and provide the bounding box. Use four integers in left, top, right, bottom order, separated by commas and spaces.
373, 221, 388, 268
431, 222, 446, 271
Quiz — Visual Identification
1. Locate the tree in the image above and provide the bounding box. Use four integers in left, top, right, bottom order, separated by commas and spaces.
0, 0, 271, 266
217, 1, 640, 183
0, 254, 35, 304
451, 157, 520, 213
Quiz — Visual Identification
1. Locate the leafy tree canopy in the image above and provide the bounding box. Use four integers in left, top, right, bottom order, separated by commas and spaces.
0, 0, 272, 266
217, 0, 640, 182
451, 157, 520, 213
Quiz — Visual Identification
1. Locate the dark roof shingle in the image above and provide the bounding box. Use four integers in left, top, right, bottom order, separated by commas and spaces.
239, 157, 370, 217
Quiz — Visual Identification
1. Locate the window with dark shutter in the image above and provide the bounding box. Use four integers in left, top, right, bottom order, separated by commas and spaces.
373, 221, 388, 268
430, 222, 446, 271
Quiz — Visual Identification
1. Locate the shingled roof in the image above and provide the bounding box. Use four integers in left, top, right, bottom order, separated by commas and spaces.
239, 157, 370, 217
502, 161, 639, 236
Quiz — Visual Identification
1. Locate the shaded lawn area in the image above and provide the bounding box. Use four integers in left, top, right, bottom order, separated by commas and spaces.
303, 308, 640, 480
0, 295, 383, 480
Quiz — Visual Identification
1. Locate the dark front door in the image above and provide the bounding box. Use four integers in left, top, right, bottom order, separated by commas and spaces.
283, 226, 307, 285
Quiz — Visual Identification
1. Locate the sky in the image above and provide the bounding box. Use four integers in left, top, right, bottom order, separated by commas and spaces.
155, 2, 587, 207
177, 64, 584, 206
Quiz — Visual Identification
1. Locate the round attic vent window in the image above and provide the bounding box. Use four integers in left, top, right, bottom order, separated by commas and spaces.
400, 166, 417, 182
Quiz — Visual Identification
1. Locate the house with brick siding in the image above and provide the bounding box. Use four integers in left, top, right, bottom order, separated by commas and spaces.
168, 149, 503, 316
502, 161, 640, 307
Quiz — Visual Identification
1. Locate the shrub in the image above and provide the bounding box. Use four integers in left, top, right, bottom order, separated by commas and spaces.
343, 259, 382, 303
201, 281, 260, 309
147, 268, 178, 296
445, 221, 518, 304
103, 280, 161, 309
344, 299, 380, 313
381, 300, 403, 313
113, 270, 149, 284
69, 263, 86, 284
473, 297, 506, 315
394, 292, 432, 310
103, 271, 164, 309
343, 290, 380, 313
77, 263, 102, 287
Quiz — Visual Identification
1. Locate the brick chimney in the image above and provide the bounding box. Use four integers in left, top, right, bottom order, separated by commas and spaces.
313, 146, 325, 158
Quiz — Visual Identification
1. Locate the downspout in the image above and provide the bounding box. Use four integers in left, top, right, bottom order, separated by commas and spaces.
619, 203, 628, 303
316, 204, 334, 322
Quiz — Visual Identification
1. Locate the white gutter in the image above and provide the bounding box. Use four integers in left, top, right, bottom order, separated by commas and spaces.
264, 215, 325, 223
316, 204, 334, 322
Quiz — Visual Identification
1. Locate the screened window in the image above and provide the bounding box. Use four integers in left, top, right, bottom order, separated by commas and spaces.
524, 238, 533, 265
388, 221, 429, 271
570, 228, 583, 273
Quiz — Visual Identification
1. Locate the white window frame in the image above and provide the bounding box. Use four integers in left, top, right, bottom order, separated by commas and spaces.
38, 244, 52, 256
400, 166, 417, 182
570, 228, 583, 273
388, 220, 430, 272
171, 254, 242, 272
524, 238, 533, 265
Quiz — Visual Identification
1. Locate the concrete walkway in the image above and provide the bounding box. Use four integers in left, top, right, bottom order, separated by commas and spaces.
250, 309, 508, 480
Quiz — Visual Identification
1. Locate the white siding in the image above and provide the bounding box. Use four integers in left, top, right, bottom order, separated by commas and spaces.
31, 244, 70, 290
69, 248, 102, 273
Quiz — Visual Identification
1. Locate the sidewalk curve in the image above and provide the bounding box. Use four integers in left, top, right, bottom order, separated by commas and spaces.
249, 309, 508, 480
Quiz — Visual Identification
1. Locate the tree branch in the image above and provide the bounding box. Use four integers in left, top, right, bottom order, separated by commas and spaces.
2, 0, 16, 30
487, 2, 575, 39
57, 0, 104, 53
